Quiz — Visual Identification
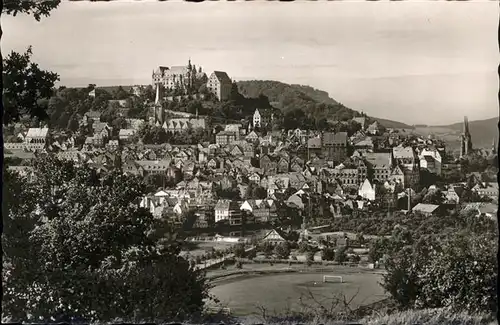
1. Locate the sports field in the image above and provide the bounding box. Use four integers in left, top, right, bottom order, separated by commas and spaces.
208, 268, 387, 316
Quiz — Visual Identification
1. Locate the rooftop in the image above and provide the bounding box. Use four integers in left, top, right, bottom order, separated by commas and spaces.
26, 128, 49, 138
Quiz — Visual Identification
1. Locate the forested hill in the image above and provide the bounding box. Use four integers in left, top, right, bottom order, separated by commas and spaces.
237, 80, 413, 129
237, 80, 339, 112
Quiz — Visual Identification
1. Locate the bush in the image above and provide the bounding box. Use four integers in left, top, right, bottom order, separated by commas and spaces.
259, 241, 274, 257
382, 231, 497, 314
334, 246, 348, 265
361, 308, 496, 325
349, 254, 361, 264
233, 243, 246, 258
306, 250, 315, 264
246, 248, 257, 260
321, 248, 335, 261
274, 242, 291, 259
298, 241, 310, 253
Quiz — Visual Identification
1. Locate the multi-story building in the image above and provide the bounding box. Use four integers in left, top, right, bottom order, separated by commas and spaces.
214, 199, 242, 225
119, 129, 136, 142
207, 71, 232, 101
392, 146, 419, 189
472, 183, 499, 202
216, 131, 237, 146
388, 165, 405, 186
253, 108, 273, 128
240, 199, 277, 223
25, 127, 49, 145
329, 159, 367, 188
419, 148, 442, 175
322, 132, 348, 163
162, 118, 206, 133
364, 152, 393, 184
224, 124, 241, 140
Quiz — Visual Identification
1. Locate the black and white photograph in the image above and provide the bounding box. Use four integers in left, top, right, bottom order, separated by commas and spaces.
2, 1, 499, 324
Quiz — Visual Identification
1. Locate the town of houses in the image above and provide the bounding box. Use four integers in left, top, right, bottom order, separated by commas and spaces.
4, 60, 498, 241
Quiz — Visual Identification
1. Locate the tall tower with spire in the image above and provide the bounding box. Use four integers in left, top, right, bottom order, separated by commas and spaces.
154, 84, 164, 125
460, 116, 473, 157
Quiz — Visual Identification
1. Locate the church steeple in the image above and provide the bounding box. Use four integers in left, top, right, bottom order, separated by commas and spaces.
154, 84, 164, 125
460, 116, 473, 158
155, 83, 160, 105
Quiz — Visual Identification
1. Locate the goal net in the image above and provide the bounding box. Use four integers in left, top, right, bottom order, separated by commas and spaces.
323, 275, 343, 283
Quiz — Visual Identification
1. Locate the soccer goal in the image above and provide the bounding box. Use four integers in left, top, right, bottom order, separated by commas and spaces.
323, 275, 343, 283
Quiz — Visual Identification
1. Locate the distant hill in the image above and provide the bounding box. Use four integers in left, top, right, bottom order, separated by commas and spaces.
439, 117, 498, 149
287, 84, 339, 106
237, 80, 336, 112
413, 117, 498, 151
237, 80, 413, 128
373, 117, 413, 130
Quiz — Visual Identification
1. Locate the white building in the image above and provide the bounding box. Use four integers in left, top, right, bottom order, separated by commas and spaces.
214, 199, 242, 225
25, 127, 49, 144
119, 129, 137, 142
253, 108, 272, 128
358, 178, 376, 201
418, 148, 442, 175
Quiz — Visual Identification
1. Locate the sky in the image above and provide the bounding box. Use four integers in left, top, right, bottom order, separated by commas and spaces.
4, 1, 499, 125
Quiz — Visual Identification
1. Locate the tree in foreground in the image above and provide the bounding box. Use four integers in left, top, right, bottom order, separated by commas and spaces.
381, 231, 497, 314
2, 0, 61, 125
334, 246, 348, 265
2, 155, 210, 322
3, 47, 60, 124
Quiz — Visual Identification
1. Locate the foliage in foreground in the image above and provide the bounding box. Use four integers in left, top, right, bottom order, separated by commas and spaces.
2, 156, 210, 322
238, 307, 496, 325
360, 308, 496, 325
380, 226, 497, 314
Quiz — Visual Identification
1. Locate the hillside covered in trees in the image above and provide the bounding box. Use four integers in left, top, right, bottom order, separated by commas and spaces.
237, 80, 413, 129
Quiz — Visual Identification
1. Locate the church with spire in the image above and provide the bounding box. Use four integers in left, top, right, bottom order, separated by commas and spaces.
460, 116, 473, 158
152, 83, 165, 126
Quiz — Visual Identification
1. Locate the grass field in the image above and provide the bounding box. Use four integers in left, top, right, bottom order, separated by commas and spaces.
208, 267, 386, 316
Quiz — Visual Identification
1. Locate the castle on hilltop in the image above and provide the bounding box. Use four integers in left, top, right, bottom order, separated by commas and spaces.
152, 59, 207, 95
152, 59, 233, 102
